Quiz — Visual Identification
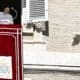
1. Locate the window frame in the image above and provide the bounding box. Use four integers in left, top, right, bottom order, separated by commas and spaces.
22, 0, 48, 24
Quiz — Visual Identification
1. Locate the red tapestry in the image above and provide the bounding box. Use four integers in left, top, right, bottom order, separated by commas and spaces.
0, 25, 23, 80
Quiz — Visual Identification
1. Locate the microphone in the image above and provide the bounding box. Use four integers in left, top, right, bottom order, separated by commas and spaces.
11, 7, 18, 20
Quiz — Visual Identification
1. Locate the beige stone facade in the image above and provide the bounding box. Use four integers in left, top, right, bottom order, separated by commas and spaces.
48, 0, 80, 52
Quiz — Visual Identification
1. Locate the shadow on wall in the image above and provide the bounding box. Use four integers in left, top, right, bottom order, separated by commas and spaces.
72, 34, 80, 46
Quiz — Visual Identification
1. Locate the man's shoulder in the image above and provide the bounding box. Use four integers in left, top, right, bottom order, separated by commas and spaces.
0, 12, 3, 15
7, 14, 13, 18
7, 14, 12, 17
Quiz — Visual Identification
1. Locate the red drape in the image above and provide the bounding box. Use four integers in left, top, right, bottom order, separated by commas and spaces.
0, 25, 23, 80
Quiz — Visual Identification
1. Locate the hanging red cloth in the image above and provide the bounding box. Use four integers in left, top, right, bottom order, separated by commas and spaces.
0, 24, 23, 80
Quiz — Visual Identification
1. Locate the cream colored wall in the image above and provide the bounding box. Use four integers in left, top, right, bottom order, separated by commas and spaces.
48, 0, 80, 52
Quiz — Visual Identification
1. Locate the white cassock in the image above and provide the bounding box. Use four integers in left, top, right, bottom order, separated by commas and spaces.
0, 12, 14, 24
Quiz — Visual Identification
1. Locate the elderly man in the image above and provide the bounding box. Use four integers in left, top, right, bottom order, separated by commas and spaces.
0, 7, 13, 24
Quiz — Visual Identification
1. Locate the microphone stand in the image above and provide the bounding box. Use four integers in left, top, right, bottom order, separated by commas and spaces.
11, 7, 18, 20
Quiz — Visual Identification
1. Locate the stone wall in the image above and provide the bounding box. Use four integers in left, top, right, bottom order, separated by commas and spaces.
48, 0, 80, 52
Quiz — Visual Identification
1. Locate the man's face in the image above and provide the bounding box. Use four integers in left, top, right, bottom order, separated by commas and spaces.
4, 7, 10, 14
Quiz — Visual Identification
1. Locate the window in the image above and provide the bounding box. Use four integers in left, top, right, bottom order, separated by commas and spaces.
22, 0, 48, 24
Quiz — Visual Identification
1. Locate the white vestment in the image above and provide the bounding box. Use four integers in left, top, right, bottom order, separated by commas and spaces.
0, 12, 13, 24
